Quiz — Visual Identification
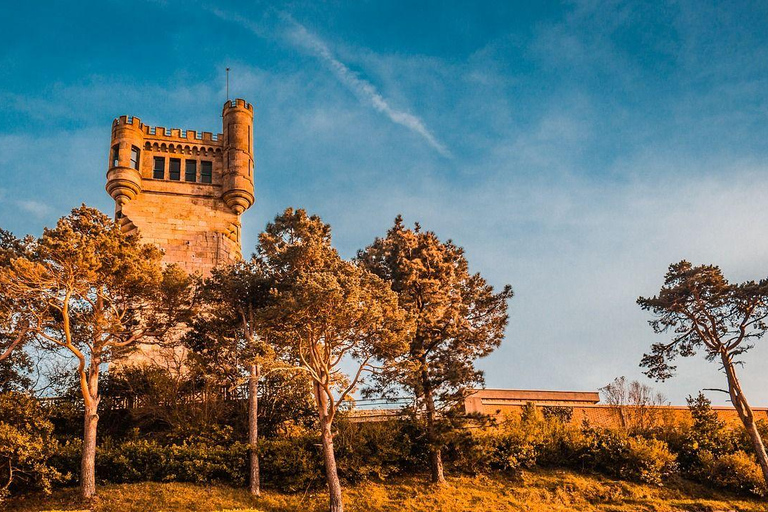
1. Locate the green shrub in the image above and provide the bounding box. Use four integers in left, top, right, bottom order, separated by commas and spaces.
695, 450, 767, 497
335, 419, 419, 482
0, 392, 61, 502
542, 406, 574, 424
259, 436, 322, 490
50, 439, 249, 487
46, 412, 768, 496
564, 427, 677, 485
621, 436, 677, 485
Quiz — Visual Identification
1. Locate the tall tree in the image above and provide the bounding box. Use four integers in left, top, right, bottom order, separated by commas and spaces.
358, 216, 513, 484
0, 229, 37, 392
638, 260, 768, 487
258, 208, 409, 512
184, 259, 288, 497
0, 206, 190, 499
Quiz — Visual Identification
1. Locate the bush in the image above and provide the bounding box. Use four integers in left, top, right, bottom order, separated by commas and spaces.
695, 451, 767, 497
50, 439, 249, 487
0, 392, 61, 502
259, 436, 322, 490
43, 410, 768, 496
572, 427, 677, 485
335, 419, 419, 482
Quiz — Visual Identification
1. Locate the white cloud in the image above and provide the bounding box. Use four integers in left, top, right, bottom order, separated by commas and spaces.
283, 18, 452, 158
209, 8, 452, 158
15, 200, 52, 218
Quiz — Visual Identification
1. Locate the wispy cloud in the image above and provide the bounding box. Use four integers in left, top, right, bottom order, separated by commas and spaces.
15, 200, 52, 219
210, 8, 451, 158
283, 16, 452, 158
0, 187, 53, 220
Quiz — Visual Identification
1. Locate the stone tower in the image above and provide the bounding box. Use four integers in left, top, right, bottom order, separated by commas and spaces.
106, 99, 255, 274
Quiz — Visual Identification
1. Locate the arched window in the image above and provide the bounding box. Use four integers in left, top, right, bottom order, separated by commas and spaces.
111, 144, 119, 167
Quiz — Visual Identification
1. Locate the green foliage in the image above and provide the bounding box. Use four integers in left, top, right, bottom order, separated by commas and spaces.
688, 392, 729, 453
0, 229, 34, 393
0, 392, 61, 502
358, 216, 513, 482
695, 451, 768, 497
674, 392, 738, 473
334, 419, 420, 482
38, 413, 768, 498
541, 405, 573, 424
51, 439, 249, 487
258, 436, 322, 491
443, 415, 677, 486
358, 216, 514, 409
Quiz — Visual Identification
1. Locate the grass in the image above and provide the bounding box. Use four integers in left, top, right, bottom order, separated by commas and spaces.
5, 470, 768, 512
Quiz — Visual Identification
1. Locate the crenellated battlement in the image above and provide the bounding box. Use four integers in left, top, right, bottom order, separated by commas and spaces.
106, 98, 254, 276
112, 116, 223, 143
223, 98, 253, 111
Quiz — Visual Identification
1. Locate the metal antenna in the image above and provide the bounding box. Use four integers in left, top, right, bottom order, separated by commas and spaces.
226, 67, 230, 101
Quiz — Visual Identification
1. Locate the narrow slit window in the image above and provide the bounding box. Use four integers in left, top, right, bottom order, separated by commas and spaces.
111, 145, 119, 167
130, 146, 140, 170
201, 161, 212, 183
169, 158, 181, 180
153, 157, 165, 179
185, 160, 197, 182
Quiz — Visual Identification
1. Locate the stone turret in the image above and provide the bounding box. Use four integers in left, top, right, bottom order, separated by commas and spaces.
106, 116, 143, 205
105, 99, 256, 275
221, 99, 255, 214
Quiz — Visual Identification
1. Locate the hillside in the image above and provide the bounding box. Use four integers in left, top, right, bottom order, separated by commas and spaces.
6, 470, 767, 512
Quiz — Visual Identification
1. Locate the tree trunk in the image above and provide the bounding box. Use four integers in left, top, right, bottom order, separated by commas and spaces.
320, 419, 344, 512
81, 405, 98, 500
722, 354, 768, 486
421, 370, 445, 484
248, 363, 260, 497
313, 382, 344, 512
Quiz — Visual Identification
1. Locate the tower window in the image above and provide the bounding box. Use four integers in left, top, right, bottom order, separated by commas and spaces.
111, 145, 119, 167
201, 161, 212, 183
130, 146, 140, 170
153, 157, 165, 179
185, 160, 197, 182
169, 158, 181, 180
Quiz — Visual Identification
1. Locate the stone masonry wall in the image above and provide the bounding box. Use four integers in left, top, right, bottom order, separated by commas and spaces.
120, 182, 241, 275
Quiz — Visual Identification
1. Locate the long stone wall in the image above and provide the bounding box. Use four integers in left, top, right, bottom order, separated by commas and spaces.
471, 401, 768, 428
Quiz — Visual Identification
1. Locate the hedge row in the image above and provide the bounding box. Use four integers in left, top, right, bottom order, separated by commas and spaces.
46, 418, 767, 497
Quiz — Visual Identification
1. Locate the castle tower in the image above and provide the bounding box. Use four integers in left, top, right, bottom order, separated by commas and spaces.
106, 99, 255, 274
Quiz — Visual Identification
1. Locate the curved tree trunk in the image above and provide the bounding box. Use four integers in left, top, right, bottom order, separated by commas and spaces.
313, 382, 344, 512
81, 405, 98, 499
248, 363, 260, 496
722, 354, 768, 486
320, 419, 344, 512
421, 369, 445, 485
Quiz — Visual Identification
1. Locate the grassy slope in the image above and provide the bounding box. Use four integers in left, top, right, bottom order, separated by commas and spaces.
5, 470, 767, 512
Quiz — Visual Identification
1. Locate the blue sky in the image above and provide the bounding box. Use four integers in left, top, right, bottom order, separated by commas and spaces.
2, 0, 768, 405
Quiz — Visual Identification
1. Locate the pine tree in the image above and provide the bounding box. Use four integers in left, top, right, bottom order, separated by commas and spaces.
358, 216, 513, 483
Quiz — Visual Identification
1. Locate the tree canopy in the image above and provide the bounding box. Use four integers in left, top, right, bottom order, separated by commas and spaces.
638, 260, 768, 487
256, 208, 410, 512
358, 216, 513, 483
0, 205, 192, 499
